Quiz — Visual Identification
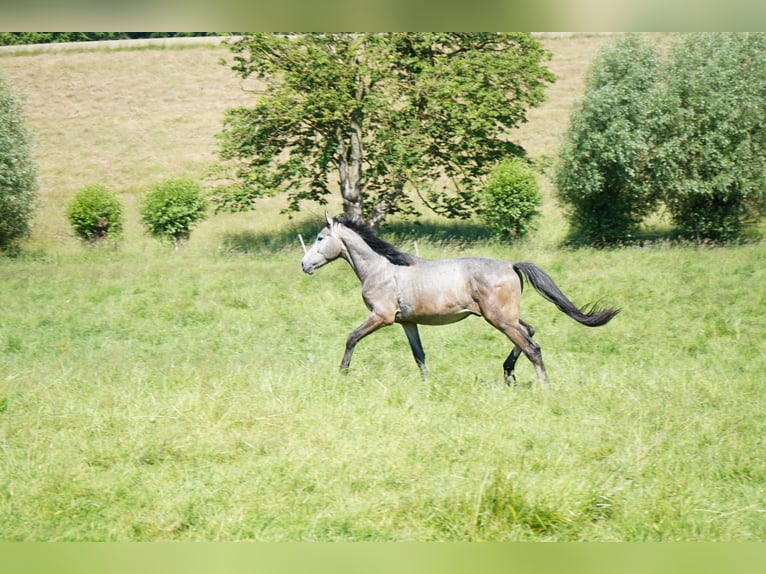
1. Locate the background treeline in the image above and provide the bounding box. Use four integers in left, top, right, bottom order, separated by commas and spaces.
0, 33, 219, 46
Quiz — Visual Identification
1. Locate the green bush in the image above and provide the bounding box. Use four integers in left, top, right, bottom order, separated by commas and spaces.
0, 74, 37, 255
67, 185, 123, 243
555, 34, 661, 245
478, 158, 541, 240
140, 178, 208, 245
651, 33, 766, 242
556, 33, 766, 245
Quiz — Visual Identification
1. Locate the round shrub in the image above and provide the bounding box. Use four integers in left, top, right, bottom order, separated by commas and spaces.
0, 74, 37, 255
67, 184, 123, 242
554, 34, 662, 245
140, 177, 208, 244
652, 33, 766, 242
479, 158, 541, 240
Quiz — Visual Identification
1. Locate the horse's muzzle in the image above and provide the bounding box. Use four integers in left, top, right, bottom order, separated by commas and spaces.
301, 262, 315, 275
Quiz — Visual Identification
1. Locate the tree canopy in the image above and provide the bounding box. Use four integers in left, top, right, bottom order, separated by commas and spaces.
215, 33, 554, 228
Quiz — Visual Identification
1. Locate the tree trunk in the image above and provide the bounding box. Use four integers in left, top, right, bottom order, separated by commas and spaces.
336, 84, 366, 222
368, 186, 404, 231
337, 139, 363, 222
347, 114, 365, 221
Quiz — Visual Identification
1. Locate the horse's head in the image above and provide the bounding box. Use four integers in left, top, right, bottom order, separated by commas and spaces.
301, 212, 346, 275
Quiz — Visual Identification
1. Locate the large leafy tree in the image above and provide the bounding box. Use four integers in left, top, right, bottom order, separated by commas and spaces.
215, 33, 554, 228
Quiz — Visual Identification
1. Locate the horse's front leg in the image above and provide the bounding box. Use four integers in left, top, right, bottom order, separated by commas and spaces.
340, 313, 390, 373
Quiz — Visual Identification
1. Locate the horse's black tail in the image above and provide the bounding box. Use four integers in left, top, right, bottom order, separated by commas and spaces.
513, 262, 620, 327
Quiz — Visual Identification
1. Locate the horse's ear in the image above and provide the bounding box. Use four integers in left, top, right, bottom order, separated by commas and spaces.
325, 211, 334, 227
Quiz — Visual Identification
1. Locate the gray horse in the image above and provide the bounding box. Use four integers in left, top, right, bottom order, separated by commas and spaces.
301, 212, 619, 386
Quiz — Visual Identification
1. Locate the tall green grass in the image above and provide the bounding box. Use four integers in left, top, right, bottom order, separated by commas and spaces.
1, 240, 763, 540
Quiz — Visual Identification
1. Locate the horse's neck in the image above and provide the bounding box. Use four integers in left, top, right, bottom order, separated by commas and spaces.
340, 228, 391, 281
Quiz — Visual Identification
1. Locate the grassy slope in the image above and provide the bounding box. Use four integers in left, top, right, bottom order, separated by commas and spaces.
0, 36, 764, 541
0, 41, 254, 253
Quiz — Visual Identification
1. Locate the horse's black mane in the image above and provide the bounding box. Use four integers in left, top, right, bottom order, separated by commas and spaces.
335, 215, 418, 266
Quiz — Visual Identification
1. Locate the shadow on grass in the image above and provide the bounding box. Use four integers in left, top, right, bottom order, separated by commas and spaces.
384, 219, 494, 247
219, 214, 764, 256
220, 217, 495, 255
220, 219, 321, 255
560, 225, 764, 249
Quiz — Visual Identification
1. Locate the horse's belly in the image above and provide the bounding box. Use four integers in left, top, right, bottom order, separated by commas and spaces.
396, 296, 478, 325
400, 310, 475, 326
394, 264, 484, 325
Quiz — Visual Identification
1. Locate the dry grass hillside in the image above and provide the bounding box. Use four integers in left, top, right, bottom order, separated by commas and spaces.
0, 34, 616, 248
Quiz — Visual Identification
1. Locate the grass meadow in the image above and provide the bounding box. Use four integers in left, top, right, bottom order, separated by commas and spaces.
0, 35, 764, 541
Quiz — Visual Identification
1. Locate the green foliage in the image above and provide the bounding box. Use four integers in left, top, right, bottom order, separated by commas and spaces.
478, 158, 541, 239
140, 178, 208, 245
216, 33, 554, 227
67, 185, 124, 243
0, 74, 37, 255
555, 35, 662, 245
0, 33, 127, 45
0, 33, 217, 46
557, 33, 766, 245
651, 33, 766, 242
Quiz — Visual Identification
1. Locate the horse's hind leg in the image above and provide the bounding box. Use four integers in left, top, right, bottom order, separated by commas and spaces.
509, 324, 549, 388
402, 323, 428, 382
486, 317, 549, 388
503, 320, 535, 386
